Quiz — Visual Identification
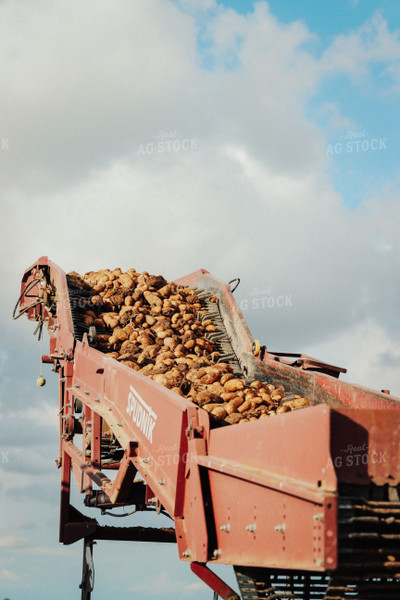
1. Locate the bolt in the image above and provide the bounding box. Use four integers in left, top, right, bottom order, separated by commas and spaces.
117, 421, 123, 426
245, 523, 256, 533
94, 397, 100, 402
313, 513, 324, 522
75, 383, 80, 388
142, 457, 150, 463
60, 377, 66, 382
148, 498, 157, 505
85, 450, 91, 457
86, 421, 92, 426
220, 524, 231, 532
316, 558, 324, 567
158, 479, 165, 485
213, 549, 222, 558
84, 390, 90, 395
182, 550, 191, 558
274, 523, 286, 534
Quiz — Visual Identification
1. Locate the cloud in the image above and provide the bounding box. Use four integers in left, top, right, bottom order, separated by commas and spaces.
0, 535, 29, 549
306, 317, 400, 395
0, 567, 23, 582
319, 10, 400, 87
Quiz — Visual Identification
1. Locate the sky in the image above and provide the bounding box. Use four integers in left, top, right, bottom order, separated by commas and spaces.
1, 0, 400, 598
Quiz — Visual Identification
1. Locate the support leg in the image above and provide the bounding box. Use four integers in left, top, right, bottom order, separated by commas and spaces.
80, 538, 95, 600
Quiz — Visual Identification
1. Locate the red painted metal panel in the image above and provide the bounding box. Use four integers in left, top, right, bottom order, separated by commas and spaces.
208, 404, 337, 491
205, 469, 336, 570
330, 409, 400, 486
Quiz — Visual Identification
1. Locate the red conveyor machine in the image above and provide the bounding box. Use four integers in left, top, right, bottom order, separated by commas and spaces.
14, 257, 400, 599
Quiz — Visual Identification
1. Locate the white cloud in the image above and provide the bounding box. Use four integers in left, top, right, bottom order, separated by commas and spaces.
0, 568, 23, 582
0, 535, 29, 549
306, 318, 400, 396
319, 10, 400, 87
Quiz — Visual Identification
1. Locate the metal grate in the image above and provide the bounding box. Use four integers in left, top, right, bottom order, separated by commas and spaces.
235, 567, 400, 600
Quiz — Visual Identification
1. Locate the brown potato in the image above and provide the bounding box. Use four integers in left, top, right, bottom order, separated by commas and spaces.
211, 406, 227, 420
224, 378, 245, 392
237, 399, 252, 413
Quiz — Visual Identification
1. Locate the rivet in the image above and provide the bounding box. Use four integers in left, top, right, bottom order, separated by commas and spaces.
245, 523, 256, 533
213, 549, 222, 558
220, 524, 231, 532
274, 523, 286, 534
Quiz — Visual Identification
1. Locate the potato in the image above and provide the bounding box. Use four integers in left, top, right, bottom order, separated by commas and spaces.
238, 399, 252, 413
202, 403, 224, 413
119, 274, 134, 289
225, 397, 245, 414
211, 406, 227, 420
224, 413, 244, 425
103, 312, 119, 328
143, 291, 163, 313
224, 378, 245, 392
200, 367, 221, 385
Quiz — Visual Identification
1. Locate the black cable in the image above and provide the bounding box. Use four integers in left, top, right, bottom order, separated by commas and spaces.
228, 278, 240, 293
12, 277, 43, 320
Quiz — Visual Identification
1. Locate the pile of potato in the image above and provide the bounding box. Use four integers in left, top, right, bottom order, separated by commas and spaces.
67, 267, 309, 426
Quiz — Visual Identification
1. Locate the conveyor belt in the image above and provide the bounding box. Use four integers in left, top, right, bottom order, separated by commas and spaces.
66, 278, 244, 377
235, 567, 400, 599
